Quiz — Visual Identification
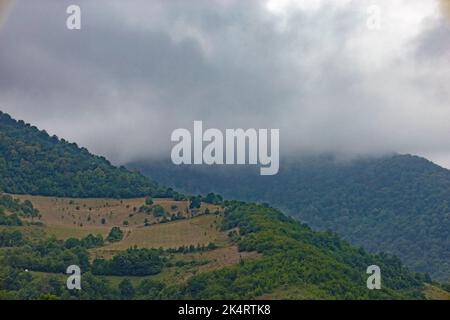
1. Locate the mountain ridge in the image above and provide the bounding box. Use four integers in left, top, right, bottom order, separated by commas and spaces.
0, 110, 175, 198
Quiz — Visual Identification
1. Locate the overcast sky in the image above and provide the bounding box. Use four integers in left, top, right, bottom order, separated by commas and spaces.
0, 0, 449, 167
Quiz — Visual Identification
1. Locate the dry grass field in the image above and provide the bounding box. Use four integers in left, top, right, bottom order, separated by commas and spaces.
6, 195, 265, 286
423, 284, 450, 300
174, 246, 261, 273
13, 195, 222, 240
91, 214, 228, 256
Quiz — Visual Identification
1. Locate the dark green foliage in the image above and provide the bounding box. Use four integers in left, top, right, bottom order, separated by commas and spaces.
152, 205, 165, 218
136, 279, 165, 299
173, 202, 426, 300
136, 155, 450, 281
91, 248, 163, 276
138, 205, 152, 214
173, 192, 187, 201
203, 193, 223, 205
64, 234, 104, 249
106, 227, 123, 243
0, 210, 22, 226
119, 279, 135, 299
0, 194, 39, 219
189, 196, 201, 209
0, 230, 24, 247
165, 242, 217, 254
145, 196, 153, 206
0, 111, 162, 198
0, 265, 170, 300
3, 238, 90, 273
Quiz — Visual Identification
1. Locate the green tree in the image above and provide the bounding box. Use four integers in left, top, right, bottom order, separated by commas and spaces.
106, 227, 124, 242
119, 279, 135, 300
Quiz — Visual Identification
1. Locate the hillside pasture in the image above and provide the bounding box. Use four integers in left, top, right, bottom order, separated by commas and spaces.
12, 195, 222, 240
91, 214, 227, 256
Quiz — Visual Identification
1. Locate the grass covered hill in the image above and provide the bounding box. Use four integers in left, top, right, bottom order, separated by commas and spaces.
132, 155, 450, 281
0, 111, 170, 198
0, 197, 434, 300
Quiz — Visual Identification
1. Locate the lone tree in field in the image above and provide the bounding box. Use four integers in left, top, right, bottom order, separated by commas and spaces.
145, 196, 153, 206
106, 226, 124, 242
189, 196, 201, 210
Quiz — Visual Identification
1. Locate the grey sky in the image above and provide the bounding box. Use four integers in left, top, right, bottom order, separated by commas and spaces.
0, 0, 449, 167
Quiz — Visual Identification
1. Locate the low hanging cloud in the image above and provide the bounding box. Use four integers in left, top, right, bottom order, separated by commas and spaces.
0, 0, 449, 166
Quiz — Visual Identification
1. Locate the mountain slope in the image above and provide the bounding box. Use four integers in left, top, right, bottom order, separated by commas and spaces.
0, 111, 170, 198
166, 201, 428, 299
132, 155, 450, 281
0, 111, 439, 299
0, 199, 430, 299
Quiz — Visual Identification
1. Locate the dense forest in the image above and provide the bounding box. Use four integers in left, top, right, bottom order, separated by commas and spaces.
133, 155, 450, 281
0, 201, 434, 300
0, 111, 172, 198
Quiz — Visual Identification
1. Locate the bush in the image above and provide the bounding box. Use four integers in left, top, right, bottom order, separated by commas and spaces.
106, 227, 124, 242
152, 205, 165, 218
145, 196, 153, 206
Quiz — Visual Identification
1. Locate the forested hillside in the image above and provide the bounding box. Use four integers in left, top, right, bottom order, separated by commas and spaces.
0, 112, 445, 300
0, 200, 432, 300
0, 111, 170, 198
172, 202, 428, 299
133, 155, 450, 281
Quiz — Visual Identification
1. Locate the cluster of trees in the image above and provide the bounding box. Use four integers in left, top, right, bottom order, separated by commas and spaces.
0, 194, 40, 219
0, 194, 43, 226
151, 187, 187, 201
0, 265, 168, 300
0, 194, 40, 218
138, 204, 166, 217
64, 234, 104, 249
0, 209, 22, 226
0, 232, 165, 279
0, 230, 23, 247
92, 248, 164, 276
188, 193, 223, 209
165, 242, 217, 254
203, 193, 223, 205
3, 238, 90, 273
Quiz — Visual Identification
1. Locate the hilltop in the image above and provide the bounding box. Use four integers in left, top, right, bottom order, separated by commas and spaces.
0, 111, 173, 198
